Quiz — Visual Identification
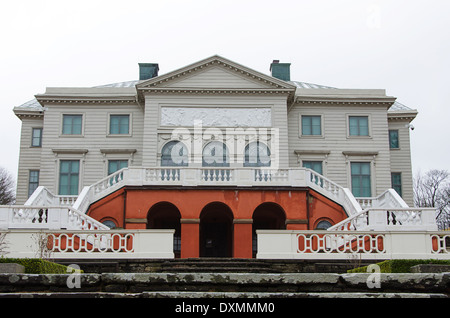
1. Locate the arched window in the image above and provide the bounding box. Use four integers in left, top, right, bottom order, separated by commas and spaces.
102, 220, 117, 229
244, 142, 271, 167
315, 220, 333, 230
202, 141, 229, 167
161, 141, 188, 167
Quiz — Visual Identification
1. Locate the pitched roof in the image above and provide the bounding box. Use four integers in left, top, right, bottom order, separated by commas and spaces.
290, 80, 413, 112
14, 79, 414, 113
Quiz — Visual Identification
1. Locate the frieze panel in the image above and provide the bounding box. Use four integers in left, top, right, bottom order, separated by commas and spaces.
160, 107, 272, 127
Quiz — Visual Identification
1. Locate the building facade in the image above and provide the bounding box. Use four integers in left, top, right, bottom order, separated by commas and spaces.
13, 55, 417, 258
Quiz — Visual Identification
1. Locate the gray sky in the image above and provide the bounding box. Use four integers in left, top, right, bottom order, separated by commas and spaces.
1, 0, 449, 181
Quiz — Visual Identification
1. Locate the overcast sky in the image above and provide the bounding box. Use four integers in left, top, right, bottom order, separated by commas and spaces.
1, 0, 449, 181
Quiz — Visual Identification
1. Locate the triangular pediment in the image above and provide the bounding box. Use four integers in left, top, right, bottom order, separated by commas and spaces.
136, 55, 296, 91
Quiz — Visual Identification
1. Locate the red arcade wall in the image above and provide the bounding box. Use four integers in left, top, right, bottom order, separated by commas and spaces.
87, 187, 347, 258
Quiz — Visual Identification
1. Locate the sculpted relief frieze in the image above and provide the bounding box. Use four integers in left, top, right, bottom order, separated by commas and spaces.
160, 107, 272, 127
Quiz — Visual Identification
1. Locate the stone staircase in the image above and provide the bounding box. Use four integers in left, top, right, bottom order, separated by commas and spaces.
54, 258, 377, 274
156, 258, 281, 273
1, 258, 449, 299
0, 271, 448, 299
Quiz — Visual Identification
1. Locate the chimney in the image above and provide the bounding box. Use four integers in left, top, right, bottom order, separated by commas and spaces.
139, 63, 159, 80
270, 60, 291, 81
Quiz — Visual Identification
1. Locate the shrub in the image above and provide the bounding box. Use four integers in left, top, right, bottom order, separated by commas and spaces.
348, 259, 450, 273
0, 258, 71, 274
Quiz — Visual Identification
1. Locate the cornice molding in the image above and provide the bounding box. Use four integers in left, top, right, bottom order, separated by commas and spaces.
140, 88, 294, 95
52, 148, 89, 155
387, 111, 418, 122
294, 96, 396, 107
35, 95, 138, 105
100, 149, 137, 155
294, 150, 331, 155
342, 151, 379, 156
13, 109, 44, 119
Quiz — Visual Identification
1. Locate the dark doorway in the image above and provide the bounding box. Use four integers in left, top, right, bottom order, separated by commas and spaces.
147, 202, 181, 258
200, 202, 233, 257
252, 202, 286, 257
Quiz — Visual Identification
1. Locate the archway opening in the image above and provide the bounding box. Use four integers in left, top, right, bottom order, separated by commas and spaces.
252, 202, 286, 258
199, 202, 234, 257
147, 202, 181, 258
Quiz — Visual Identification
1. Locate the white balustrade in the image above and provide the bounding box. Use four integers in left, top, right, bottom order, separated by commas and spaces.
0, 229, 175, 259
18, 167, 423, 233
25, 186, 75, 207
328, 208, 438, 232
356, 189, 409, 209
146, 168, 181, 182
256, 230, 450, 260
200, 168, 234, 182
0, 206, 109, 231
357, 198, 374, 209
296, 232, 385, 255
254, 169, 289, 183
93, 169, 125, 194
431, 233, 450, 254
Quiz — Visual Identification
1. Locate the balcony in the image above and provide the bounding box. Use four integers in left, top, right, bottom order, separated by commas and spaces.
71, 167, 358, 215
19, 166, 435, 233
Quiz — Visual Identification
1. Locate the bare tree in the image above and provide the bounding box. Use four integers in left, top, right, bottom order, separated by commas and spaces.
414, 169, 450, 230
0, 232, 9, 257
32, 231, 53, 260
0, 167, 15, 205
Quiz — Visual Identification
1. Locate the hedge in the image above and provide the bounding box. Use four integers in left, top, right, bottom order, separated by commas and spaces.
348, 259, 450, 273
0, 258, 73, 274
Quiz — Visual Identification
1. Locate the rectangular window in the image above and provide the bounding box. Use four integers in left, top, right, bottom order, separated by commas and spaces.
351, 162, 371, 197
109, 115, 130, 135
349, 116, 369, 136
108, 160, 128, 175
389, 130, 399, 149
62, 115, 82, 135
28, 170, 40, 197
301, 115, 322, 136
31, 128, 43, 147
303, 161, 323, 174
59, 160, 80, 195
391, 172, 402, 197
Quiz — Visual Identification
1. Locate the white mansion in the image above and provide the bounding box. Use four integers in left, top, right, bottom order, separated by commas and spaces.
4, 55, 447, 261
14, 55, 416, 206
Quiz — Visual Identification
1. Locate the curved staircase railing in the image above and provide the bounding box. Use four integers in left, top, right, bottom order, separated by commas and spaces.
16, 167, 420, 231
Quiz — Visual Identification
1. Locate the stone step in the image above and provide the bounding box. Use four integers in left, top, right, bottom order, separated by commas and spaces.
157, 259, 281, 273
158, 266, 280, 273
143, 291, 449, 299
1, 272, 448, 297
0, 291, 447, 299
55, 258, 378, 274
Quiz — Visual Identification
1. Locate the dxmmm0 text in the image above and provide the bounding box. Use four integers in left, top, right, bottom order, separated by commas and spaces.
220, 302, 275, 313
